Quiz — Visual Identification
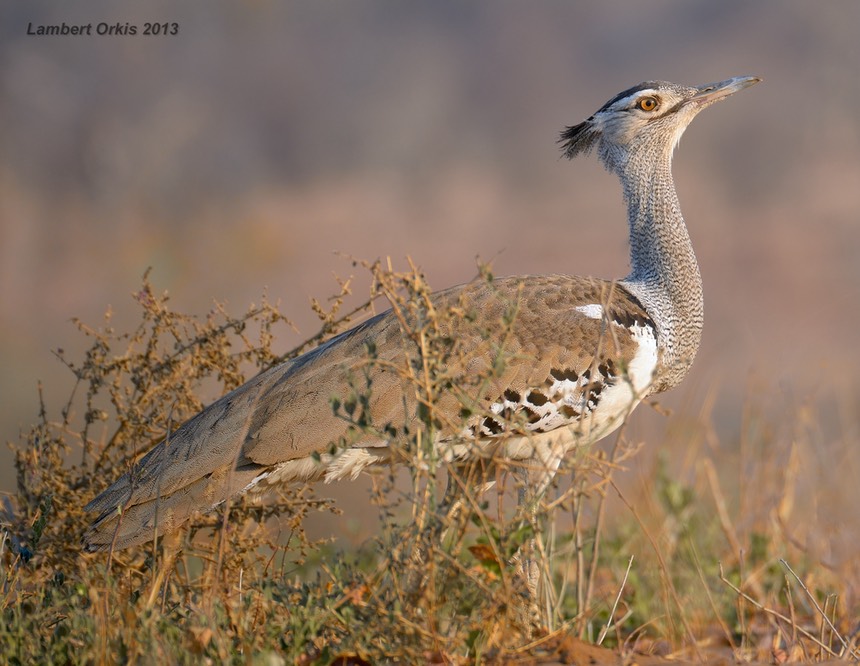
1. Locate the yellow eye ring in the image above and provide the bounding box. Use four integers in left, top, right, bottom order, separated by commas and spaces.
637, 96, 658, 112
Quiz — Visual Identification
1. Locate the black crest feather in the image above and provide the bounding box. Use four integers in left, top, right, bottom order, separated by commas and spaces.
558, 118, 599, 159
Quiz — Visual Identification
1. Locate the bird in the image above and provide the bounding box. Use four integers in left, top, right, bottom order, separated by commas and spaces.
83, 76, 760, 557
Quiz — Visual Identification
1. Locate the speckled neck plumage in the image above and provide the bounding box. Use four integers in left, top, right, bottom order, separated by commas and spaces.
614, 139, 704, 393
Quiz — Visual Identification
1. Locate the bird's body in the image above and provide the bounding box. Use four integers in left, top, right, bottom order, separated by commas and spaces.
83, 76, 760, 553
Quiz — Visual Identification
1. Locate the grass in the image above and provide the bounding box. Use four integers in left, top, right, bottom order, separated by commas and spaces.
1, 263, 858, 664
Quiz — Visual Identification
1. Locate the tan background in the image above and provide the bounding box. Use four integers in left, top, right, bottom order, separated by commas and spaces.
2, 2, 859, 552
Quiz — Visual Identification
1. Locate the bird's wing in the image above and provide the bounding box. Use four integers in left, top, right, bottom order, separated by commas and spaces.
243, 274, 654, 461
83, 275, 653, 551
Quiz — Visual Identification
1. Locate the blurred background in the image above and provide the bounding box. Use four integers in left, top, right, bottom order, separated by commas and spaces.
2, 2, 859, 558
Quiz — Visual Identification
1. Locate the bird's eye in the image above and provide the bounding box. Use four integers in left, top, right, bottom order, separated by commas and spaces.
636, 96, 659, 112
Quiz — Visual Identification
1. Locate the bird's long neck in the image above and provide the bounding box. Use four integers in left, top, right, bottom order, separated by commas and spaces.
617, 150, 703, 392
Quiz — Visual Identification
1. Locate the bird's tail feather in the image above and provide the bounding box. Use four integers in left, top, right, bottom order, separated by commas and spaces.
82, 463, 264, 552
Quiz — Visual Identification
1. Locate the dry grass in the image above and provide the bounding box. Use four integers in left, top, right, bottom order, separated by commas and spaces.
1, 264, 858, 665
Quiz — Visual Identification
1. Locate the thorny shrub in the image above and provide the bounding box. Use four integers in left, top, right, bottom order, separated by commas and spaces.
1, 262, 621, 663
2, 262, 858, 664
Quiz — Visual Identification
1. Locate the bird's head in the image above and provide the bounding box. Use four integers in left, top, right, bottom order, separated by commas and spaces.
560, 76, 761, 174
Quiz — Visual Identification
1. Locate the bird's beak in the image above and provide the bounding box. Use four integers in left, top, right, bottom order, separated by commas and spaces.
690, 76, 762, 107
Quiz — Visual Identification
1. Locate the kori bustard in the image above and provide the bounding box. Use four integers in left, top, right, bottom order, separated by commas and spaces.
83, 76, 760, 555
